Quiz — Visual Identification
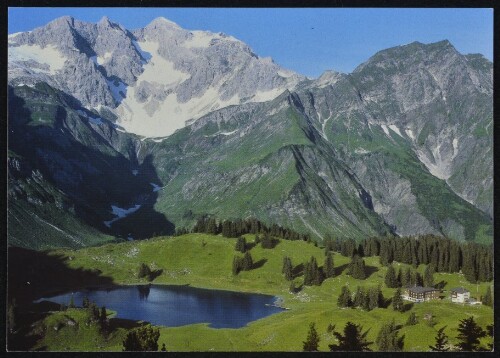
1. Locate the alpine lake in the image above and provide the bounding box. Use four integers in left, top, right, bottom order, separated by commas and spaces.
34, 285, 285, 328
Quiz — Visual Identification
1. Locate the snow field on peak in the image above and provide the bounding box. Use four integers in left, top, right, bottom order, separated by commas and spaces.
134, 41, 190, 85
9, 44, 67, 74
183, 31, 219, 48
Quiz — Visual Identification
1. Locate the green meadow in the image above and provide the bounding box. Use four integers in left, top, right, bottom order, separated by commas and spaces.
18, 233, 493, 351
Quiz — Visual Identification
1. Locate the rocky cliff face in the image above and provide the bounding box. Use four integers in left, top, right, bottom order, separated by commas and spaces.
9, 16, 303, 137
7, 17, 493, 249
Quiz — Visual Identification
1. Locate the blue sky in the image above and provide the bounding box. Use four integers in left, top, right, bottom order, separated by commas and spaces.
8, 8, 493, 78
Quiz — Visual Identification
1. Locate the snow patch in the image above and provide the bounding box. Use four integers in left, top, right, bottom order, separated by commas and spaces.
132, 40, 152, 62
220, 130, 238, 136
355, 148, 370, 154
150, 183, 162, 192
103, 204, 141, 227
107, 79, 127, 103
184, 31, 217, 48
388, 124, 403, 138
277, 69, 295, 78
150, 137, 167, 143
416, 150, 449, 180
405, 129, 415, 140
9, 44, 66, 74
117, 82, 240, 137
380, 124, 390, 136
132, 170, 139, 176
134, 41, 189, 86
90, 52, 112, 66
453, 138, 458, 154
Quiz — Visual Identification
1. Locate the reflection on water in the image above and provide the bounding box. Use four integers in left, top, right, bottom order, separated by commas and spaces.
34, 285, 285, 328
137, 285, 150, 300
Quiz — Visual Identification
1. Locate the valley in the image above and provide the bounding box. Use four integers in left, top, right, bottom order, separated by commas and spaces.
7, 233, 493, 351
6, 12, 494, 352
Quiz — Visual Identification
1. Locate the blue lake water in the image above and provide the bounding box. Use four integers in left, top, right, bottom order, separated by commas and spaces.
34, 285, 285, 328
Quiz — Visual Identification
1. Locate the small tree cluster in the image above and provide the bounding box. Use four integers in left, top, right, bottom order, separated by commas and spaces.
385, 265, 422, 288
323, 237, 339, 254
261, 233, 278, 249
352, 286, 384, 311
232, 252, 254, 275
337, 285, 353, 308
347, 255, 366, 280
123, 325, 161, 351
303, 256, 324, 286
82, 296, 107, 330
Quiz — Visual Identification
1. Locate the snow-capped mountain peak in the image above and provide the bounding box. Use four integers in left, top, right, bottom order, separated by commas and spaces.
8, 16, 304, 137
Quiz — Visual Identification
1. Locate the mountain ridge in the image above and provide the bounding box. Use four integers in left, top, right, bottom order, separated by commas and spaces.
7, 16, 493, 249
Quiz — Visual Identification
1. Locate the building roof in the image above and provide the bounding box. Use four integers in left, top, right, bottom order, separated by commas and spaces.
405, 286, 439, 294
450, 287, 469, 294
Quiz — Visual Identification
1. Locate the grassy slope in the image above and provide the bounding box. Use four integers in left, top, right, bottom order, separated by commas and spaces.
39, 233, 493, 352
31, 308, 128, 351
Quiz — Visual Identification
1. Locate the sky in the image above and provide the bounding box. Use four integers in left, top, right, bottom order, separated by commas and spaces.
8, 7, 493, 78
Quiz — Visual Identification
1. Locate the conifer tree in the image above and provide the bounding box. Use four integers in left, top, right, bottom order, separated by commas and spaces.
367, 286, 380, 311
384, 265, 398, 288
160, 343, 167, 352
261, 232, 279, 249
482, 286, 492, 307
329, 322, 372, 351
138, 263, 152, 280
353, 287, 365, 308
232, 256, 242, 275
69, 295, 75, 308
424, 264, 435, 287
282, 256, 293, 281
242, 252, 253, 271
392, 288, 405, 312
348, 255, 366, 280
405, 312, 418, 326
337, 285, 352, 308
303, 322, 320, 351
402, 267, 411, 288
82, 297, 90, 308
376, 319, 404, 351
324, 252, 335, 278
304, 256, 323, 286
456, 316, 486, 351
397, 267, 403, 287
235, 237, 247, 253
429, 326, 450, 351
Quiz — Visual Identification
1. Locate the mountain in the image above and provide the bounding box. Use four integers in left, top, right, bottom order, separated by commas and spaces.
8, 16, 303, 137
7, 17, 493, 250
